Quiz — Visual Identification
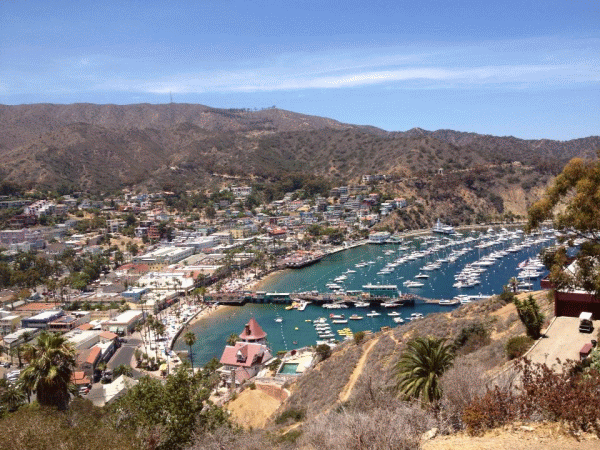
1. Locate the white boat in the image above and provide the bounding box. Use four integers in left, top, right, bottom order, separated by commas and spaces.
349, 314, 363, 320
354, 301, 370, 308
439, 299, 459, 306
387, 311, 401, 316
393, 317, 405, 324
366, 311, 381, 317
275, 316, 283, 323
332, 319, 348, 324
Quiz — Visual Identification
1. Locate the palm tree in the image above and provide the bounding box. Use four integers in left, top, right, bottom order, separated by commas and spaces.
20, 331, 76, 410
1, 384, 27, 411
395, 336, 455, 405
183, 331, 196, 371
509, 277, 519, 293
226, 333, 239, 346
113, 364, 133, 378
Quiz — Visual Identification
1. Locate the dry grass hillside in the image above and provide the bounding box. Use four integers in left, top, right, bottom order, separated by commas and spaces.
0, 103, 597, 197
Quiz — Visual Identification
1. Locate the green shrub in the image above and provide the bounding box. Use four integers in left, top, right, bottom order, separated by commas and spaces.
454, 323, 490, 355
248, 382, 256, 390
267, 358, 281, 372
513, 295, 545, 339
275, 408, 305, 425
316, 344, 332, 361
354, 331, 366, 345
505, 335, 534, 360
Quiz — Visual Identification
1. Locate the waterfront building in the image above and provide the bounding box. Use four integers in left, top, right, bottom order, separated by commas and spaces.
218, 318, 273, 387
362, 284, 401, 298
368, 231, 391, 244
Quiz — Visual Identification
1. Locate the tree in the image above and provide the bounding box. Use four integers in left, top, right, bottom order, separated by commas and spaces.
113, 364, 133, 378
508, 277, 519, 293
226, 333, 238, 346
513, 294, 545, 340
20, 331, 77, 410
184, 331, 197, 371
527, 153, 600, 296
1, 384, 27, 411
316, 344, 331, 361
395, 336, 455, 405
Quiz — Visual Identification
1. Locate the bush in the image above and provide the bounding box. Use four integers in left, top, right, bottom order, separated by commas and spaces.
316, 344, 332, 361
453, 323, 490, 355
274, 408, 305, 425
267, 358, 281, 372
248, 382, 256, 390
463, 359, 600, 436
353, 331, 366, 345
505, 335, 534, 359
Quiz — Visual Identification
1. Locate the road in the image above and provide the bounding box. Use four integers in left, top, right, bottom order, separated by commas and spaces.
107, 338, 143, 379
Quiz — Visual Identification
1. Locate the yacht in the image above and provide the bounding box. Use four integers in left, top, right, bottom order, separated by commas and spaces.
393, 317, 405, 324
349, 314, 363, 320
354, 301, 370, 308
275, 316, 283, 323
387, 311, 401, 316
366, 310, 381, 317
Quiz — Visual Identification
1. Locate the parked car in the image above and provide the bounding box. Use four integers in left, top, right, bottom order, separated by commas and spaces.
2, 362, 11, 368
79, 386, 90, 395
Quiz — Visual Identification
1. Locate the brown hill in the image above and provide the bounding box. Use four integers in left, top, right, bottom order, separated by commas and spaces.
0, 103, 597, 195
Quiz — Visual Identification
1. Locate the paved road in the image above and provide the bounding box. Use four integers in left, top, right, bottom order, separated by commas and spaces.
107, 338, 143, 379
527, 316, 600, 371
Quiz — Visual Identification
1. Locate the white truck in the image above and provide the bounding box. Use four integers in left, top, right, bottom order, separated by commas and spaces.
579, 312, 594, 333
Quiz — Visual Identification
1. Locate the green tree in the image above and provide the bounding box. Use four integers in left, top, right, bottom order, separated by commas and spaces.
20, 331, 77, 410
183, 331, 197, 371
226, 333, 239, 347
1, 383, 27, 411
113, 364, 133, 378
513, 294, 545, 339
528, 153, 600, 296
395, 336, 455, 405
316, 343, 331, 361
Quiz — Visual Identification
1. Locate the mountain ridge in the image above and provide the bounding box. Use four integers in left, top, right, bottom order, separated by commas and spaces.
0, 103, 598, 192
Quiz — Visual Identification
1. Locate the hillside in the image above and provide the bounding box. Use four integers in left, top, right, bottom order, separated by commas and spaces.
0, 103, 598, 200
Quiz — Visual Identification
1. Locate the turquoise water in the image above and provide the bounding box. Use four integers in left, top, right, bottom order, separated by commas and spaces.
279, 363, 300, 374
176, 230, 555, 366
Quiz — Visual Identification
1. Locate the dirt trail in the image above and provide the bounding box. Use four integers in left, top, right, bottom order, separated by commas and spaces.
338, 337, 379, 403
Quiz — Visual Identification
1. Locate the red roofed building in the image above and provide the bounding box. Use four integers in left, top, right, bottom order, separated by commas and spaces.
239, 317, 267, 344
219, 318, 272, 387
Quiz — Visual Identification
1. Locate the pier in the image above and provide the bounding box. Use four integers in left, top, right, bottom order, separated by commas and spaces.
205, 290, 433, 307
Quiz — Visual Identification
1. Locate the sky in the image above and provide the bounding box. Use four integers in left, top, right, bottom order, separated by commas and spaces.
0, 0, 599, 140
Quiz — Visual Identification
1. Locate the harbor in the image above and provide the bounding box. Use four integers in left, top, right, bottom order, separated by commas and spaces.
176, 226, 557, 366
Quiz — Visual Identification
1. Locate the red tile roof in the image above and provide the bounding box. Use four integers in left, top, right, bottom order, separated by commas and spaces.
71, 371, 91, 385
78, 323, 93, 331
239, 318, 266, 341
99, 331, 118, 340
86, 346, 102, 365
219, 342, 271, 368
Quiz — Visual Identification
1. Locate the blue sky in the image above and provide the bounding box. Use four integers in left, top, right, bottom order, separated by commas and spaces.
1, 1, 599, 139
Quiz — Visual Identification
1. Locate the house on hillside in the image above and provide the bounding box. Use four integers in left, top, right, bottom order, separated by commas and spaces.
218, 318, 273, 387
